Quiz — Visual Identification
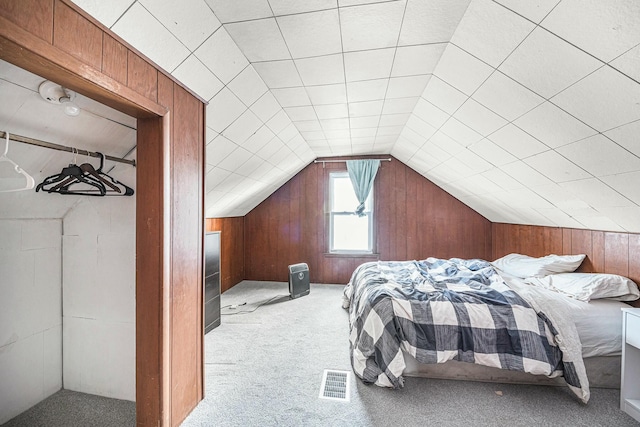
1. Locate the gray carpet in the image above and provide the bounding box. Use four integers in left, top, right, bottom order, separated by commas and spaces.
4, 280, 638, 426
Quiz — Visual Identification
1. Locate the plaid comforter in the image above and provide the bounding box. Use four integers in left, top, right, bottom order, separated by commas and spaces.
343, 258, 588, 401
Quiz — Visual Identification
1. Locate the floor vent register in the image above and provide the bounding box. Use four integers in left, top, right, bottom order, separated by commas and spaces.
319, 369, 351, 402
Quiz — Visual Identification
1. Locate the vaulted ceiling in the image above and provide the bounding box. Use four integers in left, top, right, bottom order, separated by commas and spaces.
68, 1, 640, 232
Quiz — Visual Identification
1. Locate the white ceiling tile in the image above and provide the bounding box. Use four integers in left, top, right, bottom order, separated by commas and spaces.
348, 100, 384, 117
391, 44, 446, 77
453, 99, 508, 136
324, 131, 351, 140
451, 0, 535, 68
195, 28, 249, 84
284, 106, 317, 121
350, 115, 379, 129
379, 113, 410, 127
513, 102, 597, 148
235, 155, 268, 178
300, 130, 327, 141
494, 0, 560, 24
610, 44, 640, 83
482, 168, 524, 191
250, 91, 282, 122
381, 97, 419, 115
542, 0, 640, 63
472, 71, 544, 121
488, 124, 548, 158
456, 149, 494, 174
269, 0, 336, 15
604, 120, 640, 158
271, 87, 311, 107
561, 178, 634, 208
524, 150, 591, 183
222, 110, 263, 144
112, 3, 190, 72
440, 118, 483, 147
405, 116, 436, 141
253, 60, 302, 88
294, 120, 322, 132
597, 206, 640, 233
172, 55, 223, 101
433, 44, 494, 96
321, 118, 350, 130
71, 0, 135, 28
256, 136, 286, 159
386, 75, 431, 99
295, 54, 345, 86
228, 65, 269, 106
414, 141, 450, 164
412, 98, 449, 128
278, 123, 299, 142
277, 10, 342, 58
244, 125, 276, 153
551, 66, 640, 132
224, 18, 290, 62
600, 171, 640, 206
206, 135, 237, 167
306, 84, 348, 105
339, 1, 406, 51
468, 139, 517, 166
140, 0, 221, 50
205, 167, 232, 191
217, 146, 253, 172
556, 134, 640, 177
351, 128, 377, 138
530, 183, 590, 210
346, 79, 389, 102
429, 130, 466, 156
266, 110, 293, 133
421, 77, 468, 114
498, 27, 602, 99
400, 126, 427, 147
315, 103, 349, 119
206, 88, 247, 133
344, 48, 395, 82
204, 0, 273, 23
398, 0, 471, 45
501, 161, 555, 187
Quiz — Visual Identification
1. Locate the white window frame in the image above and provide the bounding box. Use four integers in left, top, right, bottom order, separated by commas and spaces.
328, 171, 374, 254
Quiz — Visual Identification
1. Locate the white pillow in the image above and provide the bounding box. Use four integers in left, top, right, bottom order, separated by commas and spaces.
525, 273, 640, 302
491, 253, 585, 278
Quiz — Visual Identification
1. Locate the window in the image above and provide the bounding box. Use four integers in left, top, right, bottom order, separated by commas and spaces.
329, 171, 373, 253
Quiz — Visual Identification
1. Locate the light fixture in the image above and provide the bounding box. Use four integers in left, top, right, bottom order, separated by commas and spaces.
38, 80, 81, 117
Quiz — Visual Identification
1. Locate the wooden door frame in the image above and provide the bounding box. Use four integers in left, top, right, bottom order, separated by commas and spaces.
0, 2, 204, 425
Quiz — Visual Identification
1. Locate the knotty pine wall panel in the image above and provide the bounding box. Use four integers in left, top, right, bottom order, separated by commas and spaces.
244, 157, 492, 284
205, 217, 245, 293
492, 223, 640, 307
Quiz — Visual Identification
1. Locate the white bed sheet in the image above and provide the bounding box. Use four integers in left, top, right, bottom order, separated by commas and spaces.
503, 274, 626, 358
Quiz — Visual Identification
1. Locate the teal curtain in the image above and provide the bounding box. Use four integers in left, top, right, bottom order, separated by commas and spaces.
346, 159, 380, 216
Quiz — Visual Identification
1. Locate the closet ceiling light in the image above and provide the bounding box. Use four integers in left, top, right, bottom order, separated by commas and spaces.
38, 80, 81, 117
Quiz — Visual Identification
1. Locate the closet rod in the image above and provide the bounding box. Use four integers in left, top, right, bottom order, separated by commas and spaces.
0, 130, 136, 167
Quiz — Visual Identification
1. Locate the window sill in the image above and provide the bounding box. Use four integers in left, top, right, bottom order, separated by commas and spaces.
324, 252, 380, 259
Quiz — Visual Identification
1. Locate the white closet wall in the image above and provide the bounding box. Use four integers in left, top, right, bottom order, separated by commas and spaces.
0, 219, 62, 424
62, 165, 136, 401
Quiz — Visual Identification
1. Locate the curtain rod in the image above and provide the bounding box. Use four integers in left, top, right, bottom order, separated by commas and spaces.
314, 158, 391, 166
0, 130, 136, 167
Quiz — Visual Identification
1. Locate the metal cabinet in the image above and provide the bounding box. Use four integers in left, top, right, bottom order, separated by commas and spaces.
204, 231, 221, 333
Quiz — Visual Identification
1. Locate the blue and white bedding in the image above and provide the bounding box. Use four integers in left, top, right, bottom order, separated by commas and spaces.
342, 258, 590, 402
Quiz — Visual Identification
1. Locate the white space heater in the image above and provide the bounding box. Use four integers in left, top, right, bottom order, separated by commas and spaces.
288, 263, 310, 299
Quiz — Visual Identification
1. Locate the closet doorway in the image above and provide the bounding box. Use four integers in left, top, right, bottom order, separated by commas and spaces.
0, 2, 206, 425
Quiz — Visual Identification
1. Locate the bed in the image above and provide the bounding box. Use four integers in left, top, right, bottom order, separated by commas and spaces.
342, 256, 640, 403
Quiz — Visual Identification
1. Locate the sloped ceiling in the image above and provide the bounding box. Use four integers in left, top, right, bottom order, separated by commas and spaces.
69, 0, 640, 232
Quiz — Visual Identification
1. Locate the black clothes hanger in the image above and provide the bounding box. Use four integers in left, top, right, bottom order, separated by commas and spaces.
36, 151, 134, 196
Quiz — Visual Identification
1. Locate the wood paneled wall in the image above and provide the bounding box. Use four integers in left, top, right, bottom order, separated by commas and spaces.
205, 217, 245, 293
493, 223, 640, 307
0, 1, 205, 426
243, 157, 492, 284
